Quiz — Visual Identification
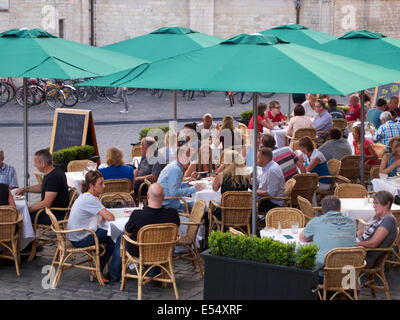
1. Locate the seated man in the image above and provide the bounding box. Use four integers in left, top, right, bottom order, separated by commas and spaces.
261, 134, 305, 181
357, 190, 398, 268
373, 111, 400, 146
197, 113, 219, 141
256, 147, 285, 214
388, 96, 400, 119
266, 101, 286, 127
300, 196, 357, 278
133, 137, 163, 196
346, 94, 361, 122
157, 146, 202, 212
124, 183, 180, 276
15, 149, 69, 225
0, 149, 18, 189
367, 98, 386, 130
313, 99, 333, 141
327, 99, 345, 119
318, 128, 352, 161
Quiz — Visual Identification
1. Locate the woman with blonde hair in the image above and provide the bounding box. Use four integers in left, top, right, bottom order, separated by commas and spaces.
215, 115, 242, 151
352, 124, 378, 171
99, 147, 134, 183
158, 130, 177, 164
380, 141, 400, 177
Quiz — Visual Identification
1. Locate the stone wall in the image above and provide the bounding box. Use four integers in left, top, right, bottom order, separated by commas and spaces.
0, 0, 399, 45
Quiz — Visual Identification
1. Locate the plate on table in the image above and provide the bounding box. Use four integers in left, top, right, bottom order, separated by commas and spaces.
109, 209, 133, 219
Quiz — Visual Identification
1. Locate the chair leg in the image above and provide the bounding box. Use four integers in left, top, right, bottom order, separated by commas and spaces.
368, 274, 376, 298
378, 271, 391, 300
28, 238, 38, 262
138, 263, 143, 300
192, 242, 204, 277
94, 251, 104, 286
120, 260, 128, 291
49, 248, 59, 284
11, 239, 20, 276
52, 251, 66, 288
169, 259, 179, 300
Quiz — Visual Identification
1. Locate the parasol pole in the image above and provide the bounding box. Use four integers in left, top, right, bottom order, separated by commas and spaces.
252, 92, 258, 235
360, 91, 365, 185
23, 77, 29, 199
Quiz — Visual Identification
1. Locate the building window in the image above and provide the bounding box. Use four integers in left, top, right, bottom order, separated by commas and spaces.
59, 19, 64, 38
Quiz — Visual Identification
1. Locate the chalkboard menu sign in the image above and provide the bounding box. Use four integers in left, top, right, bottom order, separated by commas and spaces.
49, 108, 100, 162
372, 82, 400, 106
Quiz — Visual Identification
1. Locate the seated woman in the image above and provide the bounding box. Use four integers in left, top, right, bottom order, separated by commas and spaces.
297, 136, 331, 191
99, 147, 134, 184
248, 102, 273, 133
286, 104, 314, 137
158, 130, 178, 165
214, 115, 243, 152
184, 145, 216, 179
211, 150, 251, 220
380, 141, 400, 177
67, 170, 122, 283
352, 125, 378, 171
357, 190, 398, 268
0, 183, 16, 207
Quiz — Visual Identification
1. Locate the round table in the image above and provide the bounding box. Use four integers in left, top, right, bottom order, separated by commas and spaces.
263, 126, 288, 148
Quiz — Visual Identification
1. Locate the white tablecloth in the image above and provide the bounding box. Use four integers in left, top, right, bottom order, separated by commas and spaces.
372, 178, 400, 196
13, 197, 35, 250
65, 172, 85, 195
263, 125, 288, 148
260, 228, 308, 249
100, 208, 140, 242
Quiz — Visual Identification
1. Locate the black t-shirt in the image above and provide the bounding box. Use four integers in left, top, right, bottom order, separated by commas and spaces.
124, 206, 180, 257
41, 168, 69, 216
0, 183, 9, 205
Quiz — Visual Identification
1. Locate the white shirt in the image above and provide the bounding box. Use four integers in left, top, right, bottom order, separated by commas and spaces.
302, 100, 318, 117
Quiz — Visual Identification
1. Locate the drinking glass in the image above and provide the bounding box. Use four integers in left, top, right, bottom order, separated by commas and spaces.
291, 221, 299, 234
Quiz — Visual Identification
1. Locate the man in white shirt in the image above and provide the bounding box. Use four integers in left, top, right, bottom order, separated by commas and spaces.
197, 113, 219, 141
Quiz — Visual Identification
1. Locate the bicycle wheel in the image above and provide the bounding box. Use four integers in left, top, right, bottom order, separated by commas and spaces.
76, 86, 95, 103
30, 85, 45, 105
61, 85, 79, 107
105, 87, 121, 104
2, 82, 15, 103
0, 82, 10, 107
238, 92, 253, 104
15, 86, 35, 107
126, 88, 137, 95
258, 92, 275, 98
45, 87, 65, 109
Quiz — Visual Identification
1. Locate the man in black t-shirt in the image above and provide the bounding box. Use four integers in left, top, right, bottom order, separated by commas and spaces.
124, 183, 180, 258
15, 149, 69, 225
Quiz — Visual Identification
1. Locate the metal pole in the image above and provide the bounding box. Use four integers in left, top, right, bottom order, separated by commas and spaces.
252, 93, 258, 235
23, 78, 29, 196
173, 90, 177, 121
288, 93, 292, 118
360, 91, 365, 185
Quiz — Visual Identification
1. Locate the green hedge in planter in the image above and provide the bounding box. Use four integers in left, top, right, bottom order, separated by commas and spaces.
240, 110, 253, 121
208, 230, 318, 269
138, 125, 169, 145
52, 145, 95, 165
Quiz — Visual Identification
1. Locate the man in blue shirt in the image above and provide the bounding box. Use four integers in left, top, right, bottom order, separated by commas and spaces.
157, 146, 202, 212
366, 98, 386, 130
300, 195, 357, 268
313, 99, 333, 142
0, 149, 18, 189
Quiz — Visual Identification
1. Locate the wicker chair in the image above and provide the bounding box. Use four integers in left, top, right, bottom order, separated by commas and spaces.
164, 196, 191, 217
359, 228, 399, 300
265, 207, 305, 229
291, 138, 317, 152
332, 118, 348, 131
290, 173, 319, 207
316, 159, 350, 200
175, 199, 206, 277
120, 223, 179, 300
369, 165, 380, 180
98, 192, 134, 208
208, 191, 252, 236
388, 137, 400, 151
131, 145, 142, 162
134, 179, 152, 207
103, 178, 133, 194
228, 227, 245, 236
339, 155, 361, 183
297, 195, 322, 224
258, 178, 296, 215
286, 128, 317, 148
386, 211, 400, 266
28, 187, 78, 262
34, 171, 43, 184
318, 247, 366, 300
0, 206, 23, 276
45, 208, 106, 288
67, 160, 97, 172
334, 183, 368, 198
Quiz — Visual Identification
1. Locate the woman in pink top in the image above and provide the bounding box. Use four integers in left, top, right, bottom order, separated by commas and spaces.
248, 102, 273, 132
287, 104, 314, 137
352, 125, 378, 170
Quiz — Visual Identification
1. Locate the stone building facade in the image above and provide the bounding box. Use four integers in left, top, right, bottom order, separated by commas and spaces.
0, 0, 399, 46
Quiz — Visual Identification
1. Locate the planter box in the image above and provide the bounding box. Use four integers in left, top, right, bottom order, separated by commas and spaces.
201, 250, 322, 300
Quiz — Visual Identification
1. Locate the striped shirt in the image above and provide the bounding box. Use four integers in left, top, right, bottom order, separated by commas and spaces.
374, 120, 400, 146
272, 147, 299, 181
0, 163, 18, 188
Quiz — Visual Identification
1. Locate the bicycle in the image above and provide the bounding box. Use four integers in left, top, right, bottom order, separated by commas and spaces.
236, 92, 275, 104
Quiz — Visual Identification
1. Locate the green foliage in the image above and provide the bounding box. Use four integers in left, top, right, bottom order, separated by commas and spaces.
138, 125, 170, 145
240, 110, 253, 121
52, 145, 95, 164
208, 230, 317, 269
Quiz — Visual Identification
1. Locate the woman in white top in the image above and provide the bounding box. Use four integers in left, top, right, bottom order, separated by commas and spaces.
301, 94, 319, 118
67, 170, 121, 283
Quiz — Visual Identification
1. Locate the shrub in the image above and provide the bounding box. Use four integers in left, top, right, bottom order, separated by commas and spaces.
208, 230, 318, 269
52, 145, 95, 164
138, 125, 170, 146
240, 110, 253, 121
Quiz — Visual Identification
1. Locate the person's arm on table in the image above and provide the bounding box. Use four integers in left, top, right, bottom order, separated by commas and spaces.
14, 183, 41, 196
28, 191, 57, 213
